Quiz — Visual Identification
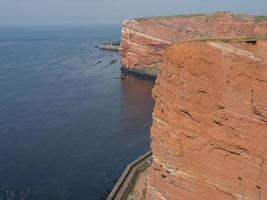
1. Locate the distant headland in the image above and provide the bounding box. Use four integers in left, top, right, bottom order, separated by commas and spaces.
119, 11, 267, 78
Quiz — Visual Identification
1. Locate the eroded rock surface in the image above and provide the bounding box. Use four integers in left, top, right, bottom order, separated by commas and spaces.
147, 39, 267, 200
120, 12, 267, 77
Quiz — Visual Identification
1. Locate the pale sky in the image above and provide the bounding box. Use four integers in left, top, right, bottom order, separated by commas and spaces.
1, 0, 267, 26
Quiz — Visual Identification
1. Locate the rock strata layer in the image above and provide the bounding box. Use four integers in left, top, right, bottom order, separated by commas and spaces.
147, 39, 267, 200
120, 12, 267, 77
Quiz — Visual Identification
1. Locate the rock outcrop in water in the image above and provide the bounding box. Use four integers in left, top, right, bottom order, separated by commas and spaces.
120, 12, 267, 77
146, 39, 267, 200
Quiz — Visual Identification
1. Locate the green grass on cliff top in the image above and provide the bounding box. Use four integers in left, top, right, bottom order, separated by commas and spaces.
135, 13, 209, 21
135, 11, 267, 22
179, 37, 267, 44
255, 15, 267, 22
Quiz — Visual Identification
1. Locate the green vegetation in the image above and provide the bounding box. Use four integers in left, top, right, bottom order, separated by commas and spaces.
197, 37, 257, 42
175, 37, 263, 44
136, 13, 207, 21
135, 12, 267, 23
255, 15, 267, 22
135, 11, 232, 21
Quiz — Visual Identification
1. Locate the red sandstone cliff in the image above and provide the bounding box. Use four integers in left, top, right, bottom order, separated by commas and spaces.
120, 12, 267, 77
146, 39, 267, 200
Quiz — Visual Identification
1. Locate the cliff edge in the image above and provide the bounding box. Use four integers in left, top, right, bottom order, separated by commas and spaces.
146, 39, 267, 200
120, 12, 267, 77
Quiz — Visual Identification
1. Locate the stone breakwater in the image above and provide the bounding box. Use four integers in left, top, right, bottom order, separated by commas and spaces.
146, 39, 267, 200
120, 12, 267, 77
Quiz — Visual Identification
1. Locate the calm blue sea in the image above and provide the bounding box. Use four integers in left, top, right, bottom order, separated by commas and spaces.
0, 26, 154, 200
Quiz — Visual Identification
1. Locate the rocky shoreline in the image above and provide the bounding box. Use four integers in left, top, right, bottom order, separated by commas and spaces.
120, 67, 157, 81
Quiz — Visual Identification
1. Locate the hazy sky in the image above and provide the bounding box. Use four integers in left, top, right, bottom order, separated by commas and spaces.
1, 0, 267, 26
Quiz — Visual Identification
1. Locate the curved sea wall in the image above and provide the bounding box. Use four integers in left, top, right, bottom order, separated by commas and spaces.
120, 12, 267, 77
146, 39, 267, 200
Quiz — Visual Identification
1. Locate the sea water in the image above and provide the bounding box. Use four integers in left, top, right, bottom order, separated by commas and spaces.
0, 26, 154, 200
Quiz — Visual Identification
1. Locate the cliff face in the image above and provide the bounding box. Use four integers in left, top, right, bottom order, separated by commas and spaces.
120, 12, 267, 77
147, 39, 267, 200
